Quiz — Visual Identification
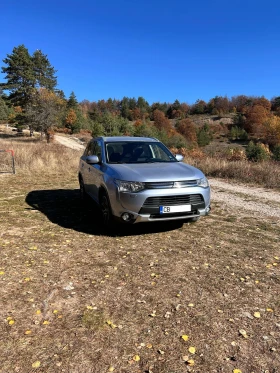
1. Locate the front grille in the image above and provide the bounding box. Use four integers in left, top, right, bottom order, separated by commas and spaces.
143, 194, 203, 207
145, 181, 174, 189
145, 180, 198, 189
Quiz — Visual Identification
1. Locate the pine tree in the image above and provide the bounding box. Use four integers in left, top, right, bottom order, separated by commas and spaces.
32, 49, 57, 90
0, 96, 9, 121
0, 45, 35, 107
67, 91, 78, 109
0, 45, 57, 109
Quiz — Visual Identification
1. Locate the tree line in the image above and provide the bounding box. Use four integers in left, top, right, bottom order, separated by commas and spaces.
1, 45, 280, 153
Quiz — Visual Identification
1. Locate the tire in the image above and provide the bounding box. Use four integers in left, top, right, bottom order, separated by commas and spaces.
79, 177, 88, 202
100, 193, 112, 227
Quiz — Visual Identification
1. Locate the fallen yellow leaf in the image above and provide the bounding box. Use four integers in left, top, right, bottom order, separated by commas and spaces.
8, 320, 15, 325
106, 320, 117, 328
133, 355, 140, 362
32, 361, 41, 368
108, 367, 115, 372
189, 346, 196, 354
254, 312, 261, 318
181, 335, 189, 341
25, 330, 32, 335
239, 329, 248, 338
233, 369, 242, 373
187, 359, 195, 366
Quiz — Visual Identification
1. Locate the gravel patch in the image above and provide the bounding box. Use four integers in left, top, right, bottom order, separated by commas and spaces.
210, 178, 280, 220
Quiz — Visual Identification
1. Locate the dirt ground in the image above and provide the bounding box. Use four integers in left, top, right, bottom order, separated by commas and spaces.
54, 135, 85, 151
0, 135, 280, 373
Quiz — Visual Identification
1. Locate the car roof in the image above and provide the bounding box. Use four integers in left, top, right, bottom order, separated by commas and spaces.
94, 136, 160, 143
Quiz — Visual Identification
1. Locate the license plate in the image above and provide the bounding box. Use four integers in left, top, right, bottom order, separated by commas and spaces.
159, 205, 191, 214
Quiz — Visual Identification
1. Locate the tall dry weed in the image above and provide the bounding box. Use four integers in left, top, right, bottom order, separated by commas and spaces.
186, 155, 280, 189
0, 138, 82, 176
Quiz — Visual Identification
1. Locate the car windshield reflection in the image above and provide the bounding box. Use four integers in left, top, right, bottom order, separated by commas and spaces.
105, 142, 177, 164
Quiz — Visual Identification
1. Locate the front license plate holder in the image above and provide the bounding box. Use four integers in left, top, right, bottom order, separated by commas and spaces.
159, 205, 191, 214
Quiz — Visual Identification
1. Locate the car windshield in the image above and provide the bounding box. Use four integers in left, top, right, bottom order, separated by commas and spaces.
105, 141, 177, 164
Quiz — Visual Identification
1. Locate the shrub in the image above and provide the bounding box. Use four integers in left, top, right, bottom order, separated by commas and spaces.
227, 147, 247, 161
246, 141, 270, 162
197, 125, 212, 146
229, 126, 248, 141
272, 145, 280, 161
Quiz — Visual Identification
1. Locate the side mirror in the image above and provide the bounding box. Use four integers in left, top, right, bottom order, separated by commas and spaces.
175, 154, 184, 161
86, 155, 99, 164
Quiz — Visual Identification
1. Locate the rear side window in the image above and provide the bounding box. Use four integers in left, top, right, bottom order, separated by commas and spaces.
85, 142, 95, 156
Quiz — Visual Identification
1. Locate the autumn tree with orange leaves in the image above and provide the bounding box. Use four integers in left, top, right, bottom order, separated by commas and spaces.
263, 115, 280, 146
153, 109, 171, 132
244, 105, 270, 138
25, 88, 65, 141
176, 118, 197, 144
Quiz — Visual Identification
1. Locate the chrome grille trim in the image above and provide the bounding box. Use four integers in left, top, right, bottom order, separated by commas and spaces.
143, 194, 203, 207
145, 180, 198, 189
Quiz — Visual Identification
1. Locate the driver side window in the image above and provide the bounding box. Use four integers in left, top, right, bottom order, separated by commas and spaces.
92, 141, 102, 162
85, 142, 95, 156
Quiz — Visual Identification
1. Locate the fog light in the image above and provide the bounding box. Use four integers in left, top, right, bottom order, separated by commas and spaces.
122, 212, 133, 221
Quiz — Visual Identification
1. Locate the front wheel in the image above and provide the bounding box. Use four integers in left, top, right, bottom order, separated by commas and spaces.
79, 178, 87, 202
100, 193, 112, 227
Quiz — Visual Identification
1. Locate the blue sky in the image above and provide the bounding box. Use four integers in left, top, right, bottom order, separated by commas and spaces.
1, 0, 280, 104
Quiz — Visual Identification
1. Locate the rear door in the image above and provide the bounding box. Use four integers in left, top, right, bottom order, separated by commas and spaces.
87, 140, 103, 202
80, 141, 95, 193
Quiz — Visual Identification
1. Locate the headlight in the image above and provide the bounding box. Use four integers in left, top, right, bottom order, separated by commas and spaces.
197, 177, 209, 188
115, 179, 145, 193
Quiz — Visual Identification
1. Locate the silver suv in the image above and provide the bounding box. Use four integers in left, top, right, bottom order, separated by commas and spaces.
78, 136, 211, 226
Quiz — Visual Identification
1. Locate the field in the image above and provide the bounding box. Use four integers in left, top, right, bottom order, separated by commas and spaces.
0, 133, 280, 373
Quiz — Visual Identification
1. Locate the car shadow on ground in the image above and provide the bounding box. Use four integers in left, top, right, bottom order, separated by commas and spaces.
25, 189, 184, 237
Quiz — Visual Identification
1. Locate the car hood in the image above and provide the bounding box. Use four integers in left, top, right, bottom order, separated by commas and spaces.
106, 162, 204, 182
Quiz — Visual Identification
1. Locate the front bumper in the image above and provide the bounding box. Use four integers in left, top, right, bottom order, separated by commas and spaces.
109, 186, 211, 224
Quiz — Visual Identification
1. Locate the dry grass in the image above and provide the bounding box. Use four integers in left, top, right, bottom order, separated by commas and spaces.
185, 155, 280, 190
0, 137, 81, 176
0, 135, 280, 373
